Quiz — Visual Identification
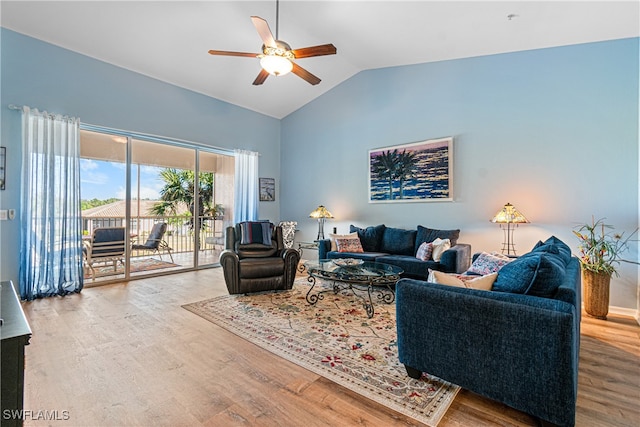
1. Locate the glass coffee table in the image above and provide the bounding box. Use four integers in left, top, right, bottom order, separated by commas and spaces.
304, 259, 404, 318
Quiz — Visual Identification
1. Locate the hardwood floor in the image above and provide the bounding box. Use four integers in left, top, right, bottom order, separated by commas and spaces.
20, 268, 640, 426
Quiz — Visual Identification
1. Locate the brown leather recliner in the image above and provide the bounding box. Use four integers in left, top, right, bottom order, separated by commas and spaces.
219, 222, 300, 294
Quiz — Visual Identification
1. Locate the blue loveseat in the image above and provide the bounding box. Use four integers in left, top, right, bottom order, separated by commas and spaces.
317, 224, 471, 277
396, 236, 581, 426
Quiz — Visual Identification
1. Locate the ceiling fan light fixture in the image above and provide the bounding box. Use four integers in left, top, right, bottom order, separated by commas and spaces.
260, 54, 293, 76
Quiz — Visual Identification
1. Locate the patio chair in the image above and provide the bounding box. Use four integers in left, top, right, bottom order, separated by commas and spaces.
83, 227, 126, 280
131, 222, 174, 263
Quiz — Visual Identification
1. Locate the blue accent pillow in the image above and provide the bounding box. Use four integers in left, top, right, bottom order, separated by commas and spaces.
532, 235, 571, 265
350, 224, 386, 252
380, 227, 417, 256
415, 225, 460, 252
239, 221, 273, 245
493, 252, 566, 298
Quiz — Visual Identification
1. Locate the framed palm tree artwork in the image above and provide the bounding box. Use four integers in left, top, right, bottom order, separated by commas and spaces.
368, 137, 453, 203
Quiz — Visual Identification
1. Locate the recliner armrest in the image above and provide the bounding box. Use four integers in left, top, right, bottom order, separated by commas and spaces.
219, 249, 240, 293
281, 248, 301, 289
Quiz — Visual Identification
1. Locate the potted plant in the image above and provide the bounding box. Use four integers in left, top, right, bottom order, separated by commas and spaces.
573, 217, 636, 319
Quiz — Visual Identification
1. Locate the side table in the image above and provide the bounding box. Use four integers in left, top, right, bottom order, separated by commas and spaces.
297, 241, 319, 257
297, 241, 319, 271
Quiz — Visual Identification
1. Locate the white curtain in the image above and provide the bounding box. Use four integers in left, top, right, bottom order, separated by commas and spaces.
19, 107, 84, 300
233, 149, 259, 223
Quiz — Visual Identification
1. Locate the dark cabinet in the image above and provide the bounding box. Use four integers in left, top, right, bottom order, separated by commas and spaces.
1, 281, 31, 427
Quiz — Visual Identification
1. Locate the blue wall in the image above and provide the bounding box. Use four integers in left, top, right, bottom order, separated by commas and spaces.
281, 38, 639, 311
1, 28, 638, 312
0, 28, 281, 285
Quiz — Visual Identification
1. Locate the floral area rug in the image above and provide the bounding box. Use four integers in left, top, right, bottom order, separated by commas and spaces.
182, 278, 459, 426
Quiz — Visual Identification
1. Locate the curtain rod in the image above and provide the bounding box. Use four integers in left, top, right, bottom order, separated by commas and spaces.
9, 104, 257, 156
8, 104, 77, 122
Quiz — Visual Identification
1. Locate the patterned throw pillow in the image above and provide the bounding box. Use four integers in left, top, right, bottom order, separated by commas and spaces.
467, 251, 513, 275
328, 232, 358, 251
335, 237, 364, 253
431, 238, 451, 262
416, 241, 434, 261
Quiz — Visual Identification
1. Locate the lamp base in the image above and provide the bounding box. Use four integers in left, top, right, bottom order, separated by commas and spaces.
499, 223, 518, 256
316, 218, 326, 240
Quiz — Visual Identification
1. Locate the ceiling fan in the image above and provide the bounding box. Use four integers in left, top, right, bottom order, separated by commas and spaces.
208, 0, 336, 86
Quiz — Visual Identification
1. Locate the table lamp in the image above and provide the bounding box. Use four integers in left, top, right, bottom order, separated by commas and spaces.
490, 202, 529, 256
309, 205, 333, 240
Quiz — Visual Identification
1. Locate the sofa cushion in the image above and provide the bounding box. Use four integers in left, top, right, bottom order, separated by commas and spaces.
350, 224, 386, 252
376, 255, 440, 278
532, 235, 572, 265
467, 251, 513, 275
415, 225, 460, 252
431, 238, 451, 261
381, 227, 417, 256
493, 252, 566, 298
327, 251, 381, 262
336, 237, 364, 253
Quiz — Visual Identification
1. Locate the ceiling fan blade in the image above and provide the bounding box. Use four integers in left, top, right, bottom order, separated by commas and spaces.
208, 50, 260, 58
291, 63, 321, 85
291, 44, 337, 59
251, 16, 276, 48
253, 69, 270, 86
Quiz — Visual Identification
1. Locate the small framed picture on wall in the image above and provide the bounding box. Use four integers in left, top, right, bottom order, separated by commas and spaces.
259, 177, 275, 201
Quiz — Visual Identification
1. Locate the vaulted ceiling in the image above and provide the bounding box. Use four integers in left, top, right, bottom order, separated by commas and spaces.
2, 1, 638, 119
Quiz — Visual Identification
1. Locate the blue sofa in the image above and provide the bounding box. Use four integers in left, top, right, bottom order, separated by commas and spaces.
317, 224, 471, 277
396, 236, 581, 426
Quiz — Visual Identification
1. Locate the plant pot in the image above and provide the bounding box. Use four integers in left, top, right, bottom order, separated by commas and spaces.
582, 269, 611, 320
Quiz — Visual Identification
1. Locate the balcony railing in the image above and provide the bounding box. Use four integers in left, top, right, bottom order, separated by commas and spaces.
82, 215, 225, 257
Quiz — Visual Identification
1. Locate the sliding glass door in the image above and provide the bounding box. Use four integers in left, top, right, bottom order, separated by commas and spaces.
197, 150, 234, 266
130, 138, 196, 275
80, 128, 233, 283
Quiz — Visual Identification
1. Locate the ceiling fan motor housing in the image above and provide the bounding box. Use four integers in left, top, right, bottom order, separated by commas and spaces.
262, 40, 295, 60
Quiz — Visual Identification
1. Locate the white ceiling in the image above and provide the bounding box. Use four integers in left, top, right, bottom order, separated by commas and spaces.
1, 1, 638, 119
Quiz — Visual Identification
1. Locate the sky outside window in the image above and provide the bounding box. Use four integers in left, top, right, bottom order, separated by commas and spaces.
80, 158, 164, 201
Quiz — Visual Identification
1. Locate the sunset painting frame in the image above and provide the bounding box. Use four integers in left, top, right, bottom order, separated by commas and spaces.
368, 137, 453, 203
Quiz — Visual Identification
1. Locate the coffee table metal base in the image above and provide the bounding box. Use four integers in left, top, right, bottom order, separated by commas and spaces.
305, 274, 396, 318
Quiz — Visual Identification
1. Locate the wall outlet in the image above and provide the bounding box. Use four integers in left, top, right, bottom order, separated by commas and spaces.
0, 210, 7, 220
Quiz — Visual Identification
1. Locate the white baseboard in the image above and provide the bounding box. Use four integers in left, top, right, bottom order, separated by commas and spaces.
608, 305, 640, 325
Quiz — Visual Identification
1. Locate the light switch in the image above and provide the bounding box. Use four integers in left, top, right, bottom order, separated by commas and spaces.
0, 210, 7, 220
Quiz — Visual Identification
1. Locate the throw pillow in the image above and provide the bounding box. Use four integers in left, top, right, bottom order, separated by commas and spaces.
328, 232, 358, 251
336, 237, 364, 253
239, 221, 273, 245
416, 241, 434, 261
467, 251, 513, 275
416, 225, 461, 247
428, 269, 497, 291
431, 238, 451, 262
350, 224, 386, 252
380, 227, 417, 256
532, 236, 572, 265
492, 252, 566, 297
